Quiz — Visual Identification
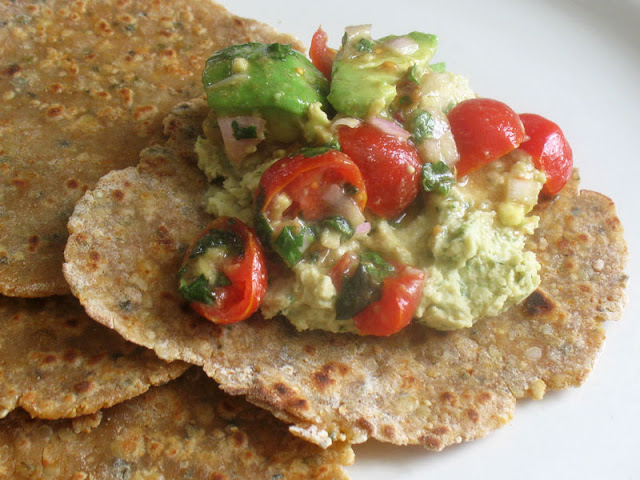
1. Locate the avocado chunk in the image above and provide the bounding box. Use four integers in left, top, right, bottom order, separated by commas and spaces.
328, 28, 438, 118
202, 43, 330, 142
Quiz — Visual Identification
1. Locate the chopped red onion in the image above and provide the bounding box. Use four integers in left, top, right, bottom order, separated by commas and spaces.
217, 116, 266, 163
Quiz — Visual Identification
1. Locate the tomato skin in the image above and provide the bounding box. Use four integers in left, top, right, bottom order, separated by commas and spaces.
184, 217, 267, 325
310, 26, 336, 80
256, 149, 367, 222
518, 113, 573, 196
338, 124, 423, 218
448, 98, 526, 177
353, 266, 425, 336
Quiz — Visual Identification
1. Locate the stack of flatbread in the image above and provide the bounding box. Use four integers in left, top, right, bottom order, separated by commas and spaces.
0, 0, 628, 478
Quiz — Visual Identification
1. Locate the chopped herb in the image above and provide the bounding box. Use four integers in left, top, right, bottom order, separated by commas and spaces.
297, 145, 336, 158
408, 64, 423, 84
124, 23, 136, 31
357, 38, 374, 53
322, 215, 354, 241
360, 251, 395, 282
335, 252, 395, 320
422, 161, 455, 195
0, 256, 7, 265
58, 139, 71, 148
429, 62, 446, 72
231, 120, 258, 140
179, 274, 214, 305
267, 43, 293, 60
274, 226, 307, 266
190, 229, 243, 258
412, 110, 436, 142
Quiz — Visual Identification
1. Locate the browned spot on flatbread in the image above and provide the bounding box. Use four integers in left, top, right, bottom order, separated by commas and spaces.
28, 236, 40, 252
73, 381, 92, 394
2, 64, 20, 77
523, 289, 555, 316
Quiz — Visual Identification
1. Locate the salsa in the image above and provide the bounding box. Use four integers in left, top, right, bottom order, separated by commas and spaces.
180, 25, 573, 336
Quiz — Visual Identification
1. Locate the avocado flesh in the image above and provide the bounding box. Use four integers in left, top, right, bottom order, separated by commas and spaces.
202, 43, 330, 141
328, 32, 438, 118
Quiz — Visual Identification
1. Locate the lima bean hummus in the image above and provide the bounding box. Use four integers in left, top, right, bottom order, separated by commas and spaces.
179, 25, 565, 336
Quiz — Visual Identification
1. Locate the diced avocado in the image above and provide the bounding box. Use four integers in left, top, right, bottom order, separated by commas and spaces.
328, 30, 438, 118
202, 43, 330, 142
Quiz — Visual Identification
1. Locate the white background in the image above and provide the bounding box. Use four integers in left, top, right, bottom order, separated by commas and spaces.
217, 1, 640, 478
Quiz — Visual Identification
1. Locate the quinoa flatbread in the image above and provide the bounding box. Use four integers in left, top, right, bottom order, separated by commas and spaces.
63, 98, 628, 450
0, 295, 188, 420
0, 0, 300, 297
0, 368, 354, 479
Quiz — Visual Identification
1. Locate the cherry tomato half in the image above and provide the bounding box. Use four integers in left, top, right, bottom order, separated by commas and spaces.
518, 113, 573, 196
448, 98, 526, 177
338, 123, 423, 218
310, 26, 336, 80
254, 149, 367, 264
179, 216, 267, 325
353, 266, 425, 336
256, 149, 366, 221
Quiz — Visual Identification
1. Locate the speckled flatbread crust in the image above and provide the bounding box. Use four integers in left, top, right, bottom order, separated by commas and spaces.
0, 0, 300, 297
0, 295, 188, 420
64, 99, 628, 450
0, 368, 354, 479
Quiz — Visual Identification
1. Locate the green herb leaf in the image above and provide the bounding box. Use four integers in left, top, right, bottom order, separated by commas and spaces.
274, 226, 304, 266
412, 110, 436, 142
429, 62, 446, 72
190, 229, 243, 258
179, 275, 214, 305
297, 145, 336, 158
357, 38, 374, 53
267, 43, 293, 60
335, 264, 382, 320
231, 120, 258, 140
422, 161, 455, 195
335, 252, 395, 320
322, 216, 354, 241
360, 251, 395, 282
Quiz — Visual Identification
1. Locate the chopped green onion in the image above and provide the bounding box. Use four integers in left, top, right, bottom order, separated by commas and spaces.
231, 121, 258, 140
422, 161, 455, 196
412, 110, 436, 142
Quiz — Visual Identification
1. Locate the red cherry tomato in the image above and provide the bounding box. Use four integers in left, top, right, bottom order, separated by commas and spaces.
310, 26, 336, 80
354, 266, 425, 336
448, 98, 526, 177
338, 123, 422, 218
518, 113, 573, 196
256, 149, 367, 222
180, 217, 267, 325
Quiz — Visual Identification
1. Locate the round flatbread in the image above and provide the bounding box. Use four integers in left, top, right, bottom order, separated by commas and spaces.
0, 368, 353, 479
64, 98, 628, 450
0, 0, 300, 297
0, 295, 188, 420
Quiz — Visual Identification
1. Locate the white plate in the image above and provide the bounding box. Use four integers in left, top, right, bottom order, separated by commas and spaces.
217, 1, 640, 478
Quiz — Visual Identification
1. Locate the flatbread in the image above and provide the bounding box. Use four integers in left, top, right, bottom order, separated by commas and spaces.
0, 294, 188, 420
0, 0, 300, 297
0, 368, 354, 479
64, 98, 628, 450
